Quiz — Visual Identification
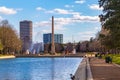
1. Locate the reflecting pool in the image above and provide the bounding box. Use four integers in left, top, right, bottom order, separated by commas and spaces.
0, 58, 82, 80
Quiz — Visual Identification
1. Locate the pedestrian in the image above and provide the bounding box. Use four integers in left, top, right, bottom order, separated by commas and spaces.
70, 74, 75, 80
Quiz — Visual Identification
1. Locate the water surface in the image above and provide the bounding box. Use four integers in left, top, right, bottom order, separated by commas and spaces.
0, 58, 82, 80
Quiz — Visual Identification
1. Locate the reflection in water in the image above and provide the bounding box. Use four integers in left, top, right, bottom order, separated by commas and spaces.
52, 58, 54, 80
0, 58, 82, 80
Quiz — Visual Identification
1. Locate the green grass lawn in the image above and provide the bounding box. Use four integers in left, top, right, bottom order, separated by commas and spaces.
102, 54, 120, 65
0, 54, 14, 57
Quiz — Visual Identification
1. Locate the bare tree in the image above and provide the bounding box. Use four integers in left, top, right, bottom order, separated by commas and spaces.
0, 20, 22, 54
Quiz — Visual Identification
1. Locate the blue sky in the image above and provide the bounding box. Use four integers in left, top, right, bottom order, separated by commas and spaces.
0, 0, 102, 43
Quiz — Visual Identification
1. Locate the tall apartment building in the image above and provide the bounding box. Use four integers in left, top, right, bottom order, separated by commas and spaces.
20, 20, 32, 52
43, 33, 63, 44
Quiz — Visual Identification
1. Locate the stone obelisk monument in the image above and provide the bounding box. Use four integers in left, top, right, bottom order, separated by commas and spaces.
51, 16, 55, 54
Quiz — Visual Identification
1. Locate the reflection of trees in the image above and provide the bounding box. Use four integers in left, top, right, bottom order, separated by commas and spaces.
0, 20, 22, 54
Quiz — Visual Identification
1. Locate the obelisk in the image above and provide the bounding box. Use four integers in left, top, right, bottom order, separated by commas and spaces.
51, 16, 55, 54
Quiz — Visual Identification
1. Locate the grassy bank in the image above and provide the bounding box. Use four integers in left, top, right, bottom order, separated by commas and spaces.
102, 54, 120, 65
86, 52, 120, 65
0, 54, 14, 57
0, 54, 15, 59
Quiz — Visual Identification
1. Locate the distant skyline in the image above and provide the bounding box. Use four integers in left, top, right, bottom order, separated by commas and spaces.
0, 0, 102, 43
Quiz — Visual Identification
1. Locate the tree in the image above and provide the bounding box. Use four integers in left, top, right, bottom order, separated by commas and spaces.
99, 0, 120, 49
44, 43, 64, 53
76, 42, 81, 52
0, 20, 22, 54
0, 40, 3, 50
55, 43, 64, 53
86, 41, 89, 52
65, 43, 73, 53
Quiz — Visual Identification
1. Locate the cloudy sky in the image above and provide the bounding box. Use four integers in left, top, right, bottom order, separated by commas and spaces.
0, 0, 102, 43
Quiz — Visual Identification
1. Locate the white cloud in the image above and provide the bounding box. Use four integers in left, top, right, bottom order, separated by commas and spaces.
78, 31, 96, 40
34, 12, 99, 36
73, 14, 99, 22
78, 31, 95, 35
65, 31, 95, 42
77, 26, 101, 41
54, 17, 72, 24
65, 5, 74, 8
55, 26, 66, 30
0, 6, 17, 15
36, 7, 80, 15
89, 4, 103, 10
94, 26, 101, 31
44, 8, 99, 23
36, 7, 45, 11
34, 15, 99, 33
54, 8, 70, 14
34, 19, 67, 31
34, 14, 99, 30
34, 21, 51, 27
33, 10, 100, 42
42, 29, 51, 33
75, 0, 86, 4
46, 8, 80, 15
79, 36, 93, 41
54, 22, 67, 30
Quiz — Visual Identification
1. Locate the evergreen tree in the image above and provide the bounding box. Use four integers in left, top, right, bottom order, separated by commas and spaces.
99, 0, 120, 49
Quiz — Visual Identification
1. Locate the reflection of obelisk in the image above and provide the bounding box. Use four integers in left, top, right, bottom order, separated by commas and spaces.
51, 16, 55, 54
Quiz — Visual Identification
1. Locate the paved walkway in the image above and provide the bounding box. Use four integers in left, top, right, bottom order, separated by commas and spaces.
90, 57, 120, 80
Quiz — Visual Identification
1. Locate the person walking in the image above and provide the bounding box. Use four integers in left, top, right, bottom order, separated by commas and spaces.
70, 74, 75, 80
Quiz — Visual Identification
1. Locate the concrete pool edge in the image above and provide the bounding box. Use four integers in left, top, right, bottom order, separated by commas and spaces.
15, 53, 86, 58
86, 58, 93, 80
74, 58, 93, 80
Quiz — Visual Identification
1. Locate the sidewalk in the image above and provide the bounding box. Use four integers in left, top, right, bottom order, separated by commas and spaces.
90, 57, 120, 80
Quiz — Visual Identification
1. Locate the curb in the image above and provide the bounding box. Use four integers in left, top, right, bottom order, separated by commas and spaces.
113, 63, 120, 67
74, 58, 93, 80
86, 58, 93, 80
75, 58, 87, 80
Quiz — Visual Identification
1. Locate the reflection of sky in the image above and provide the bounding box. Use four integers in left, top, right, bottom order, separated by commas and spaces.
54, 58, 82, 80
0, 58, 82, 80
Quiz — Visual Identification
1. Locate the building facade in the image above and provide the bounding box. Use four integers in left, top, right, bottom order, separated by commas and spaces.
20, 20, 32, 52
43, 33, 63, 44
